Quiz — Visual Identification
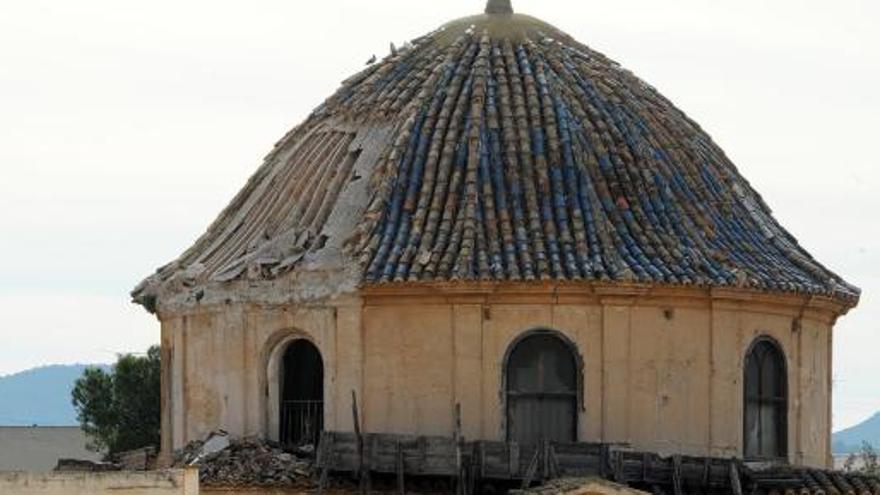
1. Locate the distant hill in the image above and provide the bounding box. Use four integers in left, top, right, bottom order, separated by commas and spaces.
834, 413, 880, 454
0, 364, 109, 426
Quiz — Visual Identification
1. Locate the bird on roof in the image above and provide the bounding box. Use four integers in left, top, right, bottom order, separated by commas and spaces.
133, 0, 860, 308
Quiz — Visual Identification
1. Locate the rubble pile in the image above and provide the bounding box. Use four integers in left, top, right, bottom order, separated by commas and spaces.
174, 432, 315, 487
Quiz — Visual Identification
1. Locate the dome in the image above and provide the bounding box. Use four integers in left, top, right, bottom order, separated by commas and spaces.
134, 0, 858, 310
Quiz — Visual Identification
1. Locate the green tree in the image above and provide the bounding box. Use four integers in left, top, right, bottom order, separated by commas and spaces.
72, 346, 161, 455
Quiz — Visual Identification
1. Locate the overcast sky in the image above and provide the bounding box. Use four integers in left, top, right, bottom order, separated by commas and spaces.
0, 0, 877, 431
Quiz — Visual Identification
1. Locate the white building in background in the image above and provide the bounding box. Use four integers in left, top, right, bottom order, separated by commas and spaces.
0, 426, 101, 471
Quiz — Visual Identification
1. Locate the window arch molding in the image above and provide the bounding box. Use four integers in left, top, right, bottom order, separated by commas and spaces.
742, 334, 789, 460
500, 328, 585, 443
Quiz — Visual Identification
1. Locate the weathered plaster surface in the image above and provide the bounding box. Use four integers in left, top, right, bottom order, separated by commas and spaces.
157, 284, 842, 468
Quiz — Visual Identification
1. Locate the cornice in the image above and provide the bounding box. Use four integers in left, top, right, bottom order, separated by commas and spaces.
360, 282, 853, 319
154, 281, 853, 323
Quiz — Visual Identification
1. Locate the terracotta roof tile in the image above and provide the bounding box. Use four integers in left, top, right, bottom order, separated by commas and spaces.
133, 9, 859, 307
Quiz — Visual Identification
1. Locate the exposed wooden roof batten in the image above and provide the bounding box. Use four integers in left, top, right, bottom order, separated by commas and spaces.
133, 3, 860, 310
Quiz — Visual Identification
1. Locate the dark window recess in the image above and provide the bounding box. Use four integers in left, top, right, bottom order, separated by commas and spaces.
348, 148, 363, 183
506, 333, 578, 445
314, 234, 329, 250
280, 340, 324, 448
744, 339, 788, 460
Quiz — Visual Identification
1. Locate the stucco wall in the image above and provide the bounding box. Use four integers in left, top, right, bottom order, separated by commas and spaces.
158, 285, 840, 468
0, 469, 197, 495
161, 302, 344, 453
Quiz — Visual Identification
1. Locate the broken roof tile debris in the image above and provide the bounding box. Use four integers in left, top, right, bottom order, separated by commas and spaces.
133, 2, 859, 309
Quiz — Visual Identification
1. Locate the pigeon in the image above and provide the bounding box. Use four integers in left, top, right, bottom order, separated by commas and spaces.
366, 54, 377, 65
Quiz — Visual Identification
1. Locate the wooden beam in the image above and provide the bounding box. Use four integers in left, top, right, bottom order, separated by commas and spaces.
317, 431, 331, 495
548, 444, 561, 480
702, 458, 711, 489
600, 444, 610, 478
396, 440, 404, 495
509, 442, 520, 477
542, 440, 551, 482
730, 461, 744, 495
672, 455, 683, 495
613, 450, 625, 483
521, 447, 541, 489
351, 390, 367, 495
454, 404, 463, 495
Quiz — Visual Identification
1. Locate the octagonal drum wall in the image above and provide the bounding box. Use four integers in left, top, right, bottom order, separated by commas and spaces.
157, 289, 835, 468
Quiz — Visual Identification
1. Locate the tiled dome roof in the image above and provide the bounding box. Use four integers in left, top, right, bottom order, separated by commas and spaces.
134, 2, 859, 307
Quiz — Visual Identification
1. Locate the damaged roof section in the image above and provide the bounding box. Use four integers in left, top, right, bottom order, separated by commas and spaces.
133, 120, 393, 311
133, 9, 859, 311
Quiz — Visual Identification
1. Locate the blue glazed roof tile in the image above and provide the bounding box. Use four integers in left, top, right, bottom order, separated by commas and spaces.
134, 6, 860, 307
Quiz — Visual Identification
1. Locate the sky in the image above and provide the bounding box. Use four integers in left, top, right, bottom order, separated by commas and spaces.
0, 0, 877, 431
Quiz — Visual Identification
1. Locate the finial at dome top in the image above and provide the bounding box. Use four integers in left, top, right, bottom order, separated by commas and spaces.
485, 0, 514, 15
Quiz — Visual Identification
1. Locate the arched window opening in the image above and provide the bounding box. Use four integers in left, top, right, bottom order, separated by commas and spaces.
506, 331, 578, 445
280, 340, 324, 448
744, 338, 788, 460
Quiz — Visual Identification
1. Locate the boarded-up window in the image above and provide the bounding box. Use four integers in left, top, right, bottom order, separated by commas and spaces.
506, 332, 578, 444
744, 338, 787, 459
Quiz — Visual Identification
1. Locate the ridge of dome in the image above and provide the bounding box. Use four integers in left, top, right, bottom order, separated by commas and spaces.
436, 13, 569, 44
